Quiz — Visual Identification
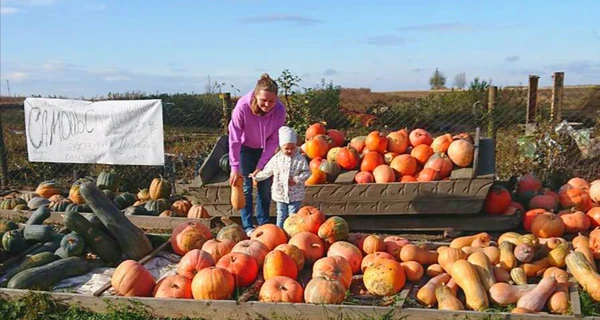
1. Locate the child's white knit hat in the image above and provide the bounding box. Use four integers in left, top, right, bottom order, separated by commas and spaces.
278, 126, 297, 147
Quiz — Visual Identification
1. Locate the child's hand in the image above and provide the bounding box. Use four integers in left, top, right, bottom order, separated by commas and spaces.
288, 177, 296, 186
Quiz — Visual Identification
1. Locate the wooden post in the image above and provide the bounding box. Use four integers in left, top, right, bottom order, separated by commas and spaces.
550, 72, 564, 122
526, 75, 539, 124
221, 92, 232, 134
0, 111, 8, 188
487, 86, 497, 139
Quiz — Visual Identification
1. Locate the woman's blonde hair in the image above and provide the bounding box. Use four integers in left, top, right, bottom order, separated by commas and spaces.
250, 73, 278, 116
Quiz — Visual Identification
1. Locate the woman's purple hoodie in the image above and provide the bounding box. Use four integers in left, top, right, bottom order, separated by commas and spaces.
228, 90, 286, 173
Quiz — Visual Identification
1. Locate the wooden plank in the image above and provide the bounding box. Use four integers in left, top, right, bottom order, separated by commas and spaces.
569, 279, 582, 319
334, 170, 358, 184
527, 74, 540, 124
398, 307, 574, 319
0, 288, 399, 320
551, 72, 565, 123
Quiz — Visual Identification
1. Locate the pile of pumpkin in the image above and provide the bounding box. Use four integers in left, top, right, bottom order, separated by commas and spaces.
483, 174, 600, 232
298, 123, 476, 185
0, 171, 210, 219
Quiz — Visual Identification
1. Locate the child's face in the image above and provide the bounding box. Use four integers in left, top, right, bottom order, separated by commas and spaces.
281, 143, 297, 156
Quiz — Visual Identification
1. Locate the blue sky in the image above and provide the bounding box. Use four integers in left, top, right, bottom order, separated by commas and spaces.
1, 0, 599, 98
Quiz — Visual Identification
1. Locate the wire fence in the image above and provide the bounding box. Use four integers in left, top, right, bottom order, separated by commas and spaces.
0, 71, 598, 193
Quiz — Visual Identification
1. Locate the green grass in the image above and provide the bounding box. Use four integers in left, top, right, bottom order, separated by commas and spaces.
580, 289, 600, 317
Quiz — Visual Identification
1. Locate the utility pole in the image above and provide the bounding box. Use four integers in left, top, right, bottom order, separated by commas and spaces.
6, 80, 10, 96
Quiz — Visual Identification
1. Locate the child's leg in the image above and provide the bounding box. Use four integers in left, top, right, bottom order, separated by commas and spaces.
275, 202, 289, 228
288, 201, 302, 215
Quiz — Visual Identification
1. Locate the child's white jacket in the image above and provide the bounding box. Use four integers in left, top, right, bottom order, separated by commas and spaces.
253, 149, 310, 204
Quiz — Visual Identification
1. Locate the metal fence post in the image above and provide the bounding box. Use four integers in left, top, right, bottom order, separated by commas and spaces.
550, 72, 565, 123
0, 110, 8, 188
487, 85, 497, 139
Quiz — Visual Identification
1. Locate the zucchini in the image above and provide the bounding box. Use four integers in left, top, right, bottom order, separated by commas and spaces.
23, 225, 55, 242
78, 211, 110, 234
80, 182, 152, 260
63, 210, 122, 265
7, 256, 91, 290
27, 240, 61, 256
0, 252, 60, 287
25, 206, 51, 225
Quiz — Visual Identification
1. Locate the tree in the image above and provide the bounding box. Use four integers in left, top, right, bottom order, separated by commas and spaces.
453, 72, 467, 89
469, 77, 491, 92
429, 68, 446, 90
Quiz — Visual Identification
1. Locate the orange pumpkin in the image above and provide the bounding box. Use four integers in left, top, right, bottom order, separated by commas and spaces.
347, 233, 369, 255
360, 151, 384, 172
187, 204, 211, 219
587, 207, 600, 228
202, 239, 235, 262
559, 185, 592, 211
390, 154, 417, 176
191, 266, 235, 300
318, 216, 349, 245
309, 157, 325, 173
177, 249, 215, 279
305, 136, 329, 159
312, 256, 353, 289
558, 209, 591, 233
590, 180, 600, 203
230, 239, 270, 268
401, 175, 418, 182
304, 276, 347, 304
517, 174, 542, 197
529, 194, 559, 212
447, 139, 474, 167
274, 243, 306, 272
111, 260, 156, 297
365, 131, 388, 153
484, 185, 512, 215
35, 180, 62, 198
523, 209, 549, 232
531, 213, 565, 238
417, 168, 440, 182
411, 144, 434, 166
383, 236, 410, 257
326, 129, 345, 147
153, 275, 193, 299
424, 153, 453, 179
567, 177, 590, 191
149, 177, 171, 199
383, 152, 398, 165
372, 164, 396, 183
263, 250, 298, 280
251, 224, 287, 251
363, 259, 406, 296
361, 252, 396, 273
362, 234, 385, 254
387, 131, 409, 154
305, 123, 327, 141
349, 136, 367, 154
354, 171, 374, 184
327, 241, 363, 275
305, 170, 327, 185
336, 146, 360, 170
409, 128, 433, 147
431, 134, 453, 153
216, 252, 258, 288
259, 276, 304, 303
288, 231, 325, 266
283, 205, 326, 236
171, 199, 192, 217
171, 222, 212, 256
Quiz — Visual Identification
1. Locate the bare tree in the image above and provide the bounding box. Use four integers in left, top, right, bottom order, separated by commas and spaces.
453, 72, 467, 89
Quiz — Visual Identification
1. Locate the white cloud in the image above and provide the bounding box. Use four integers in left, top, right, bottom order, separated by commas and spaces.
6, 72, 28, 82
0, 7, 21, 15
103, 75, 132, 82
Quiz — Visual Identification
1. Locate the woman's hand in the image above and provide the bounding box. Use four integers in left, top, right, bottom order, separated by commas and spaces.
229, 170, 243, 186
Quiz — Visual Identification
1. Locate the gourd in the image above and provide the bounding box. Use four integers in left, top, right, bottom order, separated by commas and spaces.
450, 259, 489, 311
2, 230, 26, 253
0, 252, 60, 287
492, 265, 511, 283
399, 244, 438, 265
231, 176, 245, 210
438, 247, 467, 275
23, 225, 55, 242
522, 258, 550, 277
499, 241, 517, 271
547, 242, 568, 267
547, 281, 570, 315
7, 257, 91, 290
416, 273, 451, 307
572, 233, 596, 271
516, 275, 557, 312
79, 182, 152, 260
510, 267, 528, 285
149, 177, 171, 199
435, 283, 464, 311
96, 169, 120, 192
449, 232, 490, 249
461, 246, 500, 264
25, 206, 51, 225
489, 282, 536, 305
54, 232, 85, 258
467, 252, 496, 291
565, 251, 600, 302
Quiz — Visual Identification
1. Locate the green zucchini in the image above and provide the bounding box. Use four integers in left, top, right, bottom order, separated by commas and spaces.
23, 225, 55, 242
80, 182, 152, 260
25, 206, 51, 225
62, 210, 122, 265
0, 252, 60, 287
27, 240, 61, 256
7, 256, 91, 290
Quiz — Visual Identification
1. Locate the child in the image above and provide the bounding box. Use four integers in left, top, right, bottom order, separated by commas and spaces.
250, 126, 311, 228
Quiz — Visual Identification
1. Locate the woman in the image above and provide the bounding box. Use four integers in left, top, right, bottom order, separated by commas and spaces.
228, 73, 286, 236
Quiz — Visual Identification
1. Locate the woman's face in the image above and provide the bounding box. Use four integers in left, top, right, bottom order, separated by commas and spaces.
255, 90, 277, 113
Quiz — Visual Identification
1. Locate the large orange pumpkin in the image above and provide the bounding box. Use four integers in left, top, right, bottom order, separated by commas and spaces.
372, 164, 396, 183
263, 250, 298, 280
318, 216, 349, 245
111, 260, 156, 297
523, 209, 549, 232
587, 207, 600, 228
390, 154, 417, 177
354, 171, 375, 184
383, 236, 410, 257
447, 139, 474, 167
360, 151, 384, 172
171, 222, 212, 256
567, 177, 590, 191
531, 213, 565, 238
304, 276, 346, 304
431, 134, 453, 153
484, 185, 512, 215
309, 157, 325, 173
259, 276, 304, 303
187, 204, 210, 219
171, 199, 192, 217
411, 144, 434, 166
424, 153, 453, 179
251, 224, 287, 251
559, 185, 592, 211
288, 231, 325, 266
216, 252, 258, 288
387, 131, 409, 154
177, 249, 216, 279
274, 243, 306, 272
35, 180, 62, 198
363, 259, 405, 296
409, 128, 433, 147
305, 170, 327, 185
305, 136, 329, 159
336, 146, 360, 170
201, 239, 235, 262
191, 267, 235, 300
361, 252, 396, 273
327, 129, 345, 147
312, 256, 353, 289
417, 168, 440, 182
230, 239, 270, 268
362, 234, 385, 255
153, 275, 193, 299
365, 131, 388, 153
327, 241, 363, 275
305, 123, 327, 141
349, 136, 367, 154
283, 205, 326, 236
558, 209, 591, 233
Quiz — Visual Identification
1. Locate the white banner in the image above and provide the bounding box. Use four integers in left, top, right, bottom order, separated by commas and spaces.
24, 98, 165, 166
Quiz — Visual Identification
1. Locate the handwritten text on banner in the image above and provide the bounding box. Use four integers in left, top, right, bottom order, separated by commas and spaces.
24, 98, 165, 166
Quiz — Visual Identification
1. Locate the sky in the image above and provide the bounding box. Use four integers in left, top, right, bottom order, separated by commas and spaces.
1, 0, 599, 98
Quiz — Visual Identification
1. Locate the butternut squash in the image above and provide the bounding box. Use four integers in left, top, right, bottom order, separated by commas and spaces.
547, 242, 568, 267
467, 252, 496, 291
400, 244, 438, 265
489, 282, 536, 306
510, 267, 528, 285
511, 307, 537, 313
447, 278, 458, 296
230, 176, 245, 210
436, 246, 448, 254
522, 258, 550, 277
416, 273, 451, 307
492, 265, 511, 283
566, 251, 600, 302
516, 275, 557, 312
470, 237, 490, 248
461, 246, 500, 265
450, 260, 489, 311
543, 267, 569, 284
449, 232, 490, 249
435, 283, 464, 311
426, 264, 445, 277
499, 241, 517, 271
547, 282, 570, 315
573, 234, 596, 271
437, 247, 467, 275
